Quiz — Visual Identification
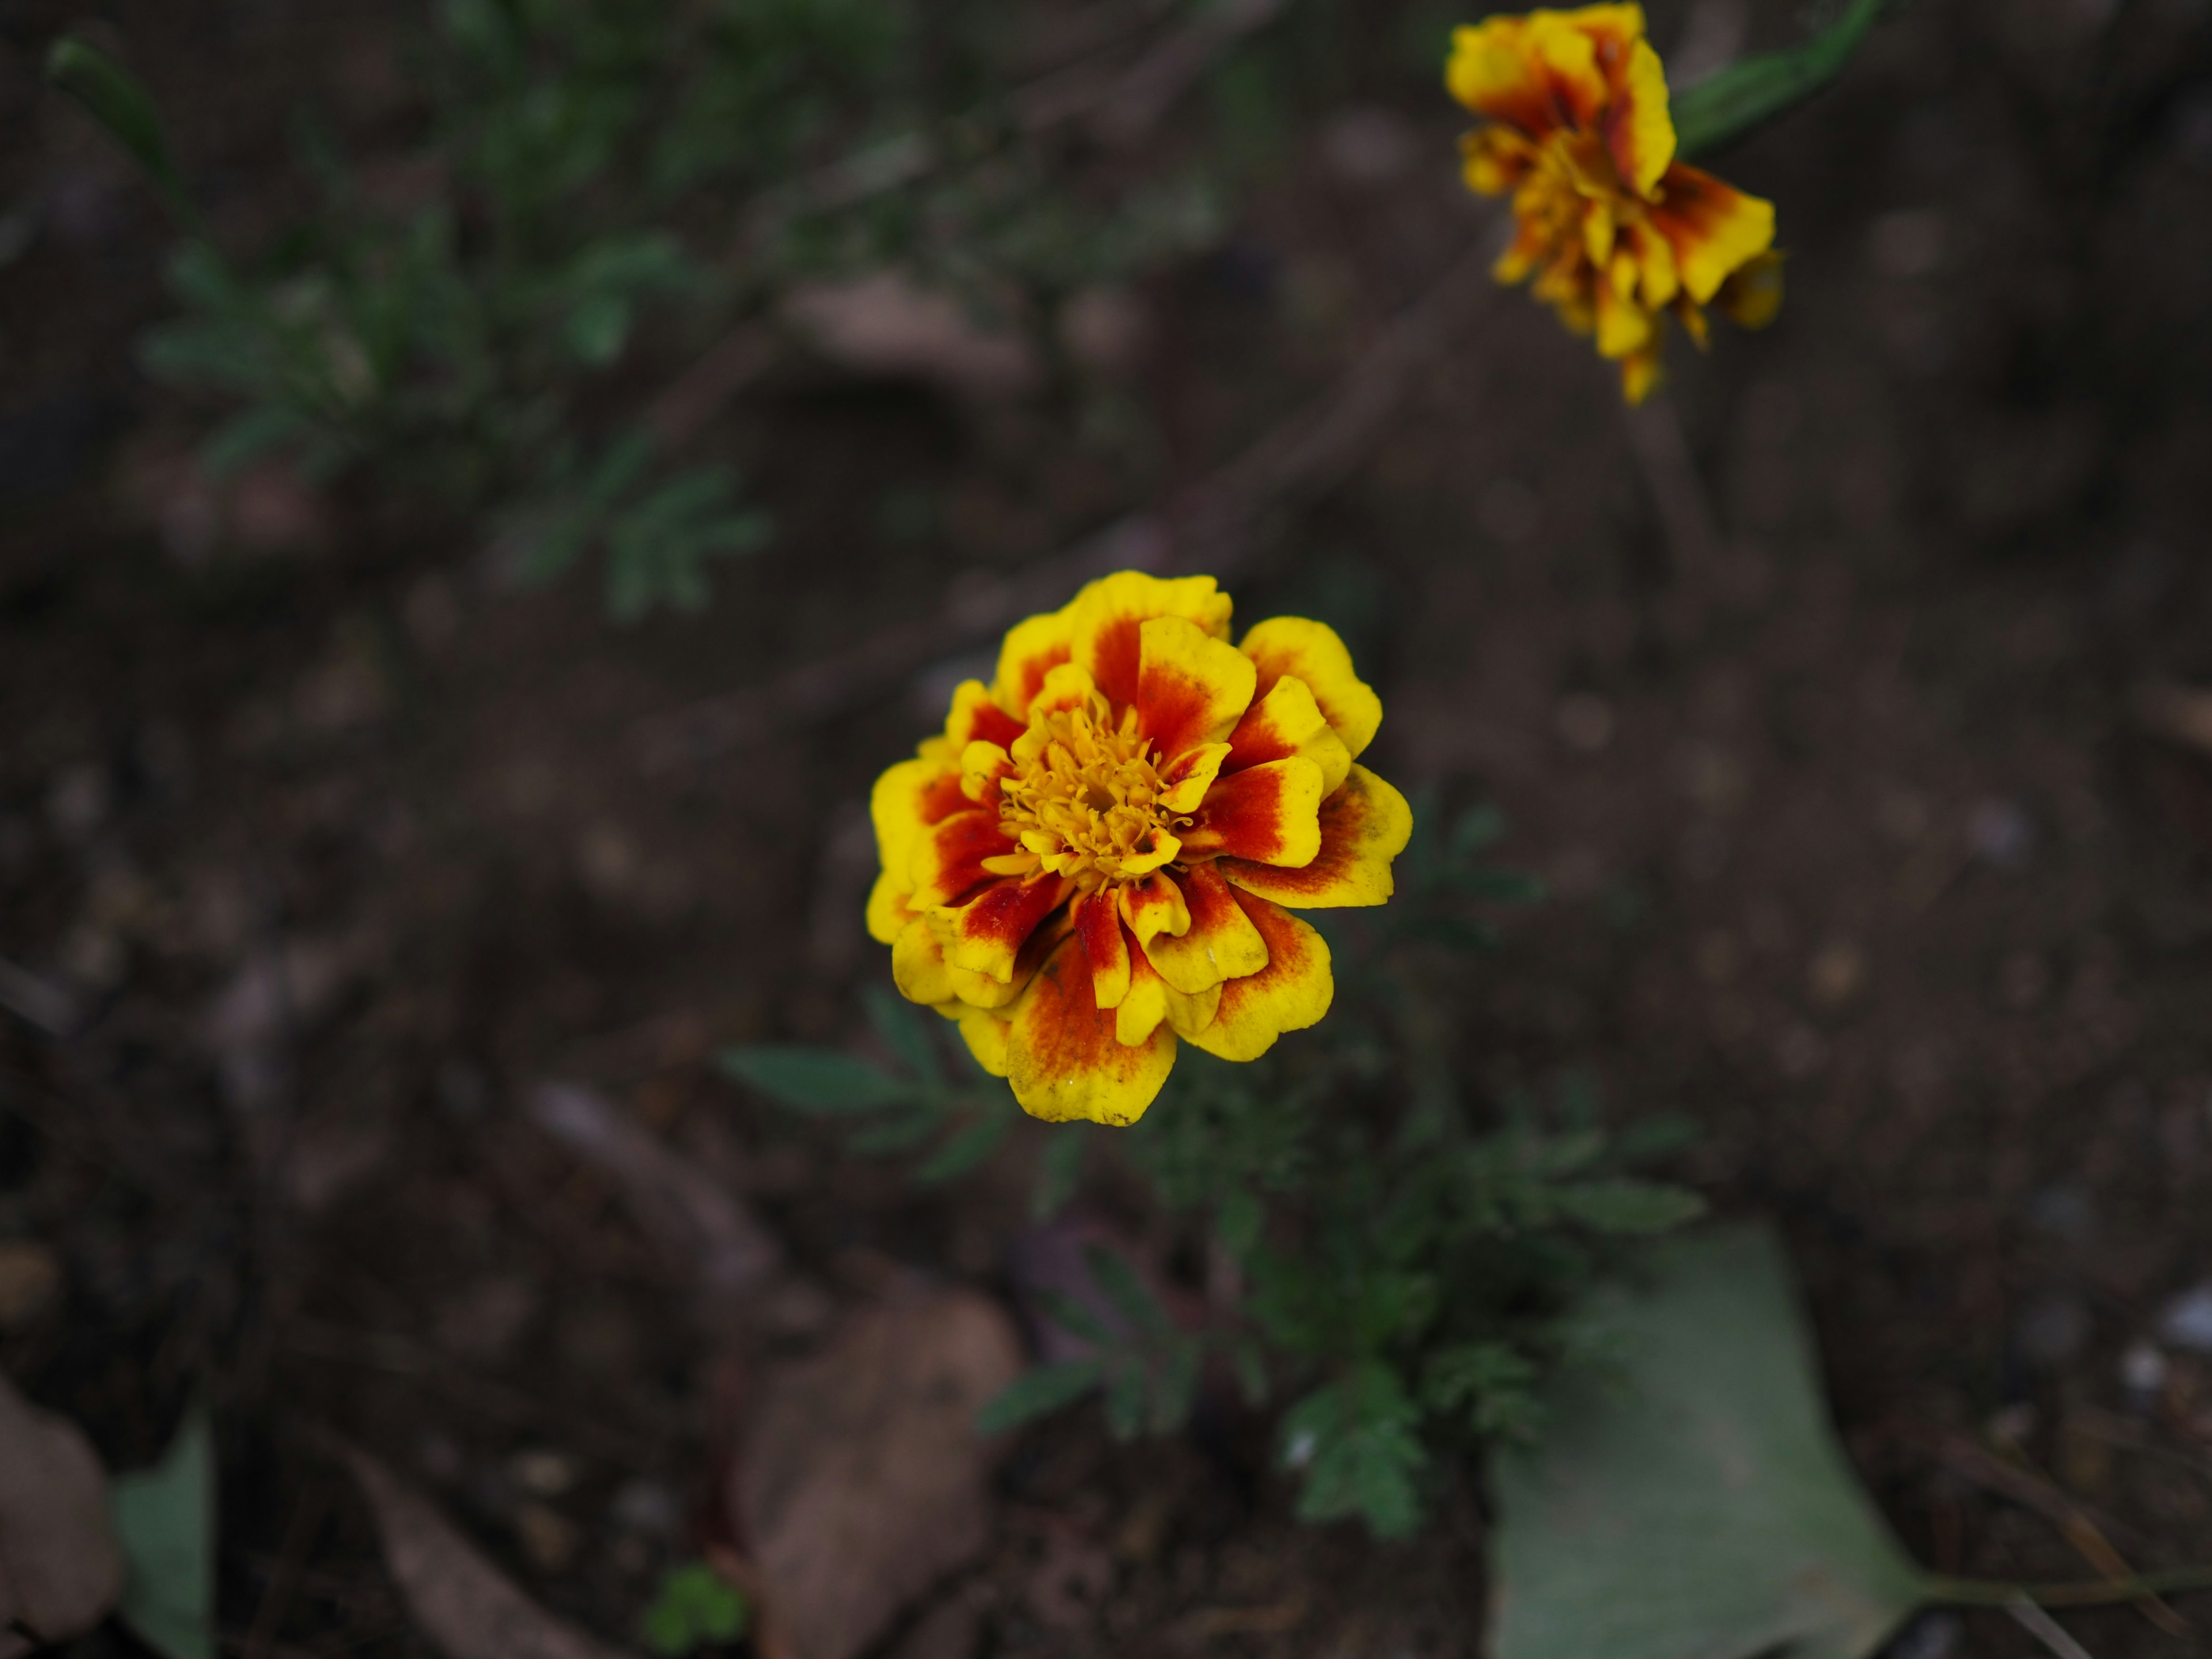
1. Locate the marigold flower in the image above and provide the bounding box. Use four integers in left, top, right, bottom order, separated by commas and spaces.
868, 571, 1412, 1127
1448, 4, 1782, 403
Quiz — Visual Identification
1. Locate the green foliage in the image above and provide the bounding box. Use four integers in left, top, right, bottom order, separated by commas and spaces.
641, 1560, 750, 1657
56, 1, 1230, 620
1672, 0, 1891, 161
43, 40, 202, 235
955, 801, 1704, 1540
718, 987, 1017, 1180
110, 1407, 217, 1659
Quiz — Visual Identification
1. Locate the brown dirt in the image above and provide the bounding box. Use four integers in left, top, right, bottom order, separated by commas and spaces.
6, 1, 2212, 1656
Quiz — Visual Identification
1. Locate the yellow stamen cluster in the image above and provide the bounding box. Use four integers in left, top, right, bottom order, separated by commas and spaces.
991, 692, 1184, 890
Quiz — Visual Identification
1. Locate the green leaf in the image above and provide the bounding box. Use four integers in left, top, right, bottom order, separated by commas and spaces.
1422, 1340, 1541, 1440
1283, 1363, 1425, 1539
45, 39, 203, 234
1082, 1242, 1173, 1344
716, 1046, 914, 1112
1489, 1225, 1929, 1659
641, 1560, 749, 1657
1671, 0, 1889, 162
1150, 1339, 1202, 1435
863, 984, 940, 1082
110, 1407, 215, 1659
1032, 1127, 1089, 1220
1033, 1287, 1118, 1350
912, 1107, 1012, 1184
565, 291, 634, 365
1103, 1363, 1149, 1441
975, 1358, 1104, 1436
1550, 1178, 1708, 1236
198, 405, 308, 478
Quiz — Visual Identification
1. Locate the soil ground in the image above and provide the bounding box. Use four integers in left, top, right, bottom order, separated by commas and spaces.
6, 1, 2212, 1656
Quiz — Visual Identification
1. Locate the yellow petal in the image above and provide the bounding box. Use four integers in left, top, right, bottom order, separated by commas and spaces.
1116, 949, 1222, 1046
1651, 162, 1776, 304
1119, 872, 1192, 948
992, 608, 1075, 721
871, 756, 952, 906
929, 875, 1070, 983
1620, 344, 1663, 404
866, 866, 918, 946
1236, 616, 1382, 759
1179, 757, 1327, 867
1714, 248, 1785, 329
1141, 864, 1271, 995
955, 1005, 1011, 1077
1183, 891, 1334, 1063
1224, 673, 1353, 797
1158, 741, 1232, 815
1005, 937, 1177, 1126
1134, 615, 1257, 762
1068, 571, 1233, 710
1216, 764, 1412, 910
1605, 36, 1675, 199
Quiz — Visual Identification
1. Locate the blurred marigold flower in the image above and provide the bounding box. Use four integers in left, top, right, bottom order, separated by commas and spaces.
868, 571, 1411, 1127
1449, 4, 1782, 403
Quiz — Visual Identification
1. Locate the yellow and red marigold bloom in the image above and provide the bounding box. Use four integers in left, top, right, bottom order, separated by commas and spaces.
867, 571, 1412, 1128
1448, 4, 1783, 403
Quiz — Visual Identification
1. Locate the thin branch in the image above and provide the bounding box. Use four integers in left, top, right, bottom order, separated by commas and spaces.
2005, 1594, 2098, 1659
1927, 1566, 2212, 1608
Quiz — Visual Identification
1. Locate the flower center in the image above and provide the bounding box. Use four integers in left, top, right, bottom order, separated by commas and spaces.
999, 691, 1184, 889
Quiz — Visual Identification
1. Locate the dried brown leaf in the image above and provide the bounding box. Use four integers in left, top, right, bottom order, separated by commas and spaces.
343, 1448, 632, 1659
0, 1369, 123, 1658
736, 1287, 1021, 1659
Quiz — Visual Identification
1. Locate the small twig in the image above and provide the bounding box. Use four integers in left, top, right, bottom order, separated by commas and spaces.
1622, 391, 1722, 591
1936, 1434, 2187, 1636
1927, 1566, 2212, 1608
2005, 1593, 2098, 1659
631, 236, 1503, 772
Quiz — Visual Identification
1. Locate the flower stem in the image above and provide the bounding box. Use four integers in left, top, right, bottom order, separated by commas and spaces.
1925, 1565, 2212, 1608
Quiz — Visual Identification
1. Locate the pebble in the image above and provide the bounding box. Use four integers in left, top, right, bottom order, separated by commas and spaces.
2120, 1340, 2168, 1410
2157, 1283, 2212, 1353
1807, 940, 1867, 1008
510, 1448, 578, 1498
0, 1240, 60, 1330
1966, 798, 2034, 868
609, 1477, 680, 1537
44, 762, 109, 842
1882, 1611, 1962, 1659
514, 1502, 578, 1572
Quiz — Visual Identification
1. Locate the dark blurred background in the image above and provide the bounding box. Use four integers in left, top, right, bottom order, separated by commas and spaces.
6, 0, 2212, 1654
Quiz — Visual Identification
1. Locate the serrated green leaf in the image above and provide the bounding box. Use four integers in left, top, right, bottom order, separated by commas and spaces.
863, 984, 941, 1082
976, 1358, 1104, 1436
1103, 1363, 1149, 1441
1032, 1127, 1089, 1219
1083, 1242, 1173, 1344
1489, 1225, 1929, 1659
198, 405, 308, 477
110, 1407, 215, 1659
1671, 0, 1888, 162
1283, 1363, 1425, 1539
912, 1107, 1012, 1184
1033, 1286, 1118, 1350
716, 1046, 914, 1112
1150, 1339, 1202, 1435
